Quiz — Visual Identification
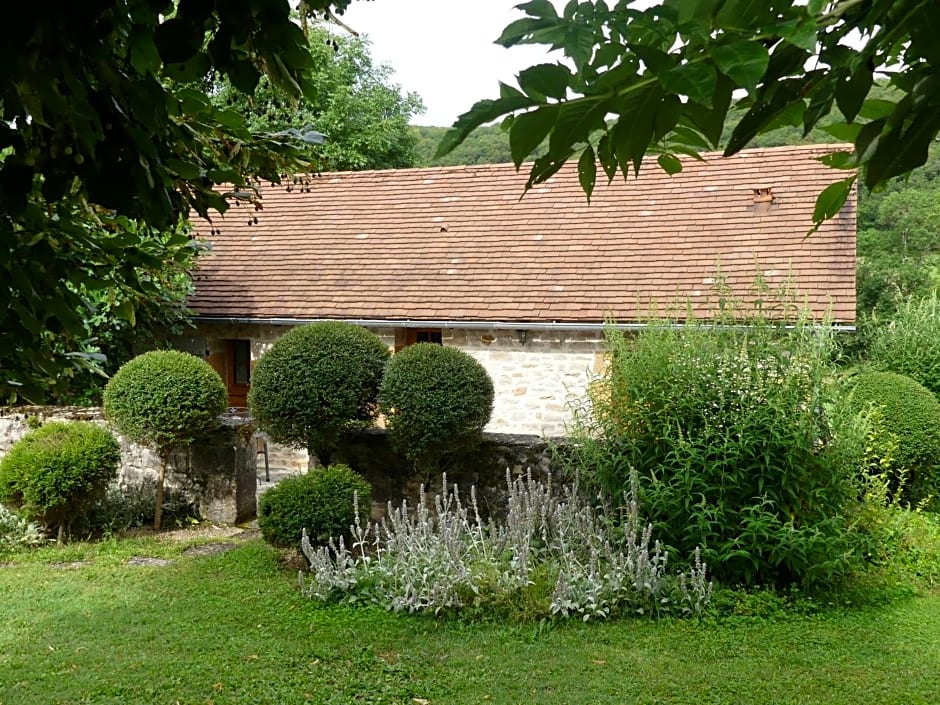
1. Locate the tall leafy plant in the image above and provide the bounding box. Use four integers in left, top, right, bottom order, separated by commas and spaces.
574, 309, 861, 587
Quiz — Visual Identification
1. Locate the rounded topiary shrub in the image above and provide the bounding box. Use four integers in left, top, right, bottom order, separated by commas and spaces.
103, 350, 228, 453
257, 464, 371, 548
0, 421, 121, 541
379, 343, 494, 472
248, 322, 390, 463
103, 349, 227, 529
847, 370, 940, 505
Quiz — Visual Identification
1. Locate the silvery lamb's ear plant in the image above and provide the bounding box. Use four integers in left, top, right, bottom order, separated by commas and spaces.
299, 469, 712, 621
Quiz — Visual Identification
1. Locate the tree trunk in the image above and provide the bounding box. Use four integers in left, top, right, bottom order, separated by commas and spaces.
154, 455, 167, 531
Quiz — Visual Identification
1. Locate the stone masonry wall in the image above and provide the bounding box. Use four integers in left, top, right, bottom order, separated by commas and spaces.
0, 407, 257, 524
192, 322, 605, 436
273, 428, 570, 522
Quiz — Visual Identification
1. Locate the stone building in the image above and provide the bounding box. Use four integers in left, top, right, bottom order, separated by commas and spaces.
183, 145, 857, 436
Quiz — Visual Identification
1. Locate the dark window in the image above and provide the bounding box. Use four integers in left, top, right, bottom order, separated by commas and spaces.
407, 329, 442, 346
233, 339, 251, 385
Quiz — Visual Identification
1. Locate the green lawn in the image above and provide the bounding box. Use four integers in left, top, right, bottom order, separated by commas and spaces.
1, 537, 938, 705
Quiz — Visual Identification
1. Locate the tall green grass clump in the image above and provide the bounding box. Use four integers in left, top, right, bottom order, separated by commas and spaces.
574, 312, 861, 588
867, 293, 940, 397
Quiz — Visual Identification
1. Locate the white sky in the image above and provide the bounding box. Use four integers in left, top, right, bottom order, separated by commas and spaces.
339, 1, 561, 127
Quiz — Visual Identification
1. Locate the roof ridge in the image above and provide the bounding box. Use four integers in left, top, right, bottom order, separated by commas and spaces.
312, 143, 852, 179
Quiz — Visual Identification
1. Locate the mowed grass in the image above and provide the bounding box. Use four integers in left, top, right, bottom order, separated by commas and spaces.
1, 538, 938, 705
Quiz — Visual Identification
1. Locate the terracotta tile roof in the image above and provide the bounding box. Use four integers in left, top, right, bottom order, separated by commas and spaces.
189, 144, 856, 324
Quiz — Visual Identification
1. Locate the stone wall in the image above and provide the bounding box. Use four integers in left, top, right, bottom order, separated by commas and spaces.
191, 322, 604, 436
0, 407, 257, 524
331, 428, 569, 521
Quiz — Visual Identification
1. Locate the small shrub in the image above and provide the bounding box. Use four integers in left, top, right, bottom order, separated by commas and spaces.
300, 471, 712, 620
0, 421, 121, 541
0, 504, 46, 553
866, 293, 940, 396
258, 464, 371, 549
379, 344, 494, 472
103, 349, 227, 530
846, 371, 940, 506
248, 322, 390, 464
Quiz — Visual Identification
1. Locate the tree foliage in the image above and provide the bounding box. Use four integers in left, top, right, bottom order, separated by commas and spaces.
442, 0, 940, 220
1, 0, 354, 402
214, 22, 424, 171
857, 188, 940, 317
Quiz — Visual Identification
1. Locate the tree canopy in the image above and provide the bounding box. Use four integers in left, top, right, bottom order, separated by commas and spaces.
440, 0, 940, 225
1, 0, 354, 403
213, 22, 424, 171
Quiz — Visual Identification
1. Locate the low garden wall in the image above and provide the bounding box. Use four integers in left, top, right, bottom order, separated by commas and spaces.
275, 428, 571, 521
0, 406, 257, 524
1, 407, 570, 525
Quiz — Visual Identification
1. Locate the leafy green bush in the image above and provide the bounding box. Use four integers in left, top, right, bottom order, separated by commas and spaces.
248, 322, 390, 464
103, 349, 227, 529
0, 503, 46, 553
258, 464, 371, 549
866, 293, 940, 397
379, 343, 494, 472
573, 316, 861, 588
0, 421, 121, 541
846, 371, 940, 506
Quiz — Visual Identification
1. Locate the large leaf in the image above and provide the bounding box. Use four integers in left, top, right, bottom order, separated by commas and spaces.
578, 145, 597, 200
657, 153, 683, 175
835, 65, 874, 122
865, 107, 940, 188
509, 106, 558, 167
812, 175, 857, 230
724, 82, 802, 155
517, 63, 571, 100
711, 42, 769, 92
436, 88, 538, 158
658, 61, 717, 106
613, 84, 666, 176
821, 122, 862, 142
685, 73, 733, 147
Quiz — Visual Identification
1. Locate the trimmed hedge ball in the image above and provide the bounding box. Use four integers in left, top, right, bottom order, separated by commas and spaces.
848, 370, 940, 504
103, 350, 227, 454
257, 464, 371, 548
379, 343, 494, 471
0, 421, 121, 536
248, 322, 390, 460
